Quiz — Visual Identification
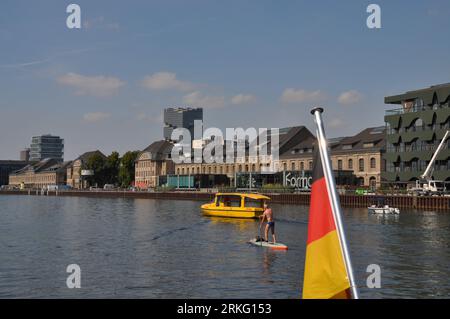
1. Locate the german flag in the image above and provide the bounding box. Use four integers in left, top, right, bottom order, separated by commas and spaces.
302, 147, 351, 299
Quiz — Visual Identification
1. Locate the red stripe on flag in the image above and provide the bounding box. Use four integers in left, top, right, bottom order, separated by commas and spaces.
307, 176, 337, 245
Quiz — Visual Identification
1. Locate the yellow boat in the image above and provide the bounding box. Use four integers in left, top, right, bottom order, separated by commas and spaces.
201, 193, 270, 219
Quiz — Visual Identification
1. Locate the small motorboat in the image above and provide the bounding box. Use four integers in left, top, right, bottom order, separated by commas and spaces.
368, 205, 400, 215
368, 196, 400, 215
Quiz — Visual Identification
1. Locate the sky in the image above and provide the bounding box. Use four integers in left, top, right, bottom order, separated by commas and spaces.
1, 0, 450, 160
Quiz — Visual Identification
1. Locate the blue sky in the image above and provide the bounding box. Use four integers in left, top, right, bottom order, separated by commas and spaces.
1, 0, 450, 160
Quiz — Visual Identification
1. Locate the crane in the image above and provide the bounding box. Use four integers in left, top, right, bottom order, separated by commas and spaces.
411, 130, 450, 195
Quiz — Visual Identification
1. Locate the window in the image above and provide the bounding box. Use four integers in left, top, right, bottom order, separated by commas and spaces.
308, 161, 313, 170
369, 177, 377, 189
342, 144, 353, 150
348, 159, 353, 170
359, 159, 364, 172
300, 162, 304, 171
291, 162, 296, 171
244, 198, 264, 208
218, 195, 241, 207
370, 157, 376, 169
337, 159, 343, 170
363, 143, 374, 148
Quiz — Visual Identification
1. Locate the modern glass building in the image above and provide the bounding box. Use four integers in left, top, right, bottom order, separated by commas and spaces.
383, 83, 450, 184
163, 107, 203, 142
29, 134, 64, 162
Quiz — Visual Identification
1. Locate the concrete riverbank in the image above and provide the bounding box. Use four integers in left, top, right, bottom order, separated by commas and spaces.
1, 190, 450, 210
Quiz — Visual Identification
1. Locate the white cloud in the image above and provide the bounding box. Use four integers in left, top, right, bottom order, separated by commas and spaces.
231, 93, 257, 105
329, 118, 345, 129
183, 91, 225, 109
280, 88, 326, 103
338, 90, 363, 105
58, 73, 125, 97
83, 112, 111, 123
142, 72, 196, 92
136, 112, 163, 123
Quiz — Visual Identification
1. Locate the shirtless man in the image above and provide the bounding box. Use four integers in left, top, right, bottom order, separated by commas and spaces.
259, 202, 276, 243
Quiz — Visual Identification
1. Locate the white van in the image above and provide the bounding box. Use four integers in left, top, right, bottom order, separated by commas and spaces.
103, 184, 115, 190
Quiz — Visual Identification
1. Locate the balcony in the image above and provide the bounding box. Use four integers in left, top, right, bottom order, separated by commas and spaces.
385, 108, 405, 116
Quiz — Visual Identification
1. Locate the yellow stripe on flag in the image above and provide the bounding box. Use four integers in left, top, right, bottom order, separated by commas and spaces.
302, 230, 350, 299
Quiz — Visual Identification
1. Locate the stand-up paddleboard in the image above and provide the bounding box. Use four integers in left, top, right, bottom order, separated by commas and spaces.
249, 237, 288, 250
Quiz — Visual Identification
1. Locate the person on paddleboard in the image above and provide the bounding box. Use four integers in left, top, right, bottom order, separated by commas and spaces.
259, 202, 276, 243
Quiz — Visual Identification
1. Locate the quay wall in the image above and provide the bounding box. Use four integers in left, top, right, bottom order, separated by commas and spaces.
1, 190, 450, 210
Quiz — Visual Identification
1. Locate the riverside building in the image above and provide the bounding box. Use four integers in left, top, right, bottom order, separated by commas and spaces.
173, 126, 315, 186
172, 126, 384, 189
8, 158, 71, 189
66, 150, 106, 189
384, 83, 450, 185
135, 140, 175, 189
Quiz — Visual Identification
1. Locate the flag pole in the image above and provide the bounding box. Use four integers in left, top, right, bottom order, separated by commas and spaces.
310, 107, 359, 299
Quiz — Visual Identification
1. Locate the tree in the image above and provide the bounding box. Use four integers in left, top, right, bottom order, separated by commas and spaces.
119, 151, 140, 187
105, 151, 120, 185
85, 153, 107, 187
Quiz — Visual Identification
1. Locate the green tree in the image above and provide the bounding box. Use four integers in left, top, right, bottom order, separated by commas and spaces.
119, 151, 140, 187
105, 151, 120, 185
85, 153, 107, 187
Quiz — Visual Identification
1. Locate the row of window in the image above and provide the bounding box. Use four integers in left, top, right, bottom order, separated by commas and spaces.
10, 174, 57, 183
387, 139, 450, 153
137, 161, 154, 168
176, 163, 269, 175
387, 113, 450, 135
404, 99, 449, 112
136, 170, 156, 177
386, 160, 450, 173
172, 157, 378, 175
336, 158, 376, 172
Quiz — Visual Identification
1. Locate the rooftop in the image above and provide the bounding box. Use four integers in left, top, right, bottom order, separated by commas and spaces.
385, 83, 450, 105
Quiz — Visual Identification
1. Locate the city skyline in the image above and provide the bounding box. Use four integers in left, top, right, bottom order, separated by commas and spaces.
1, 0, 450, 160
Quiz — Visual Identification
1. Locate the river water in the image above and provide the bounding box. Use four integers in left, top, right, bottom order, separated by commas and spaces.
0, 195, 449, 299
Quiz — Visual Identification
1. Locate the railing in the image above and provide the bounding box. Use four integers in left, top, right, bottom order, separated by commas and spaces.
385, 105, 430, 116
385, 108, 404, 115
